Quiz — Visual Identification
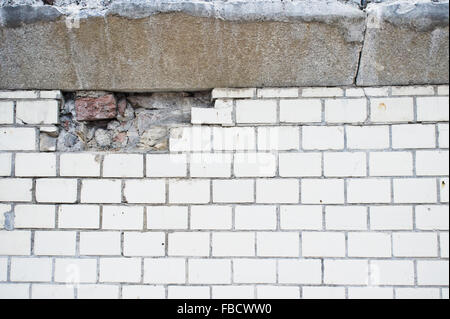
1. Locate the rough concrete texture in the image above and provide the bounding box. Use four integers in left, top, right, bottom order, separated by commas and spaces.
0, 0, 448, 90
356, 0, 449, 85
58, 91, 211, 151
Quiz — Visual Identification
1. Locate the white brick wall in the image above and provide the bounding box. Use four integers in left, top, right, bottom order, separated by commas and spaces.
0, 86, 448, 299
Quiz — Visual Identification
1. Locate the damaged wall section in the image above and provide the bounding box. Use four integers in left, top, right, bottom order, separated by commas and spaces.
58, 91, 212, 152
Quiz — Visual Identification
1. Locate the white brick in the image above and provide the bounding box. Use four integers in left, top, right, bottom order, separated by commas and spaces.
393, 178, 437, 203
15, 153, 56, 177
256, 286, 300, 299
54, 259, 97, 283
81, 179, 121, 204
122, 286, 166, 299
0, 257, 7, 281
346, 125, 390, 149
168, 232, 209, 256
301, 179, 344, 204
302, 87, 343, 97
212, 286, 254, 299
280, 205, 323, 230
102, 206, 143, 230
258, 126, 300, 150
144, 258, 185, 284
0, 284, 30, 299
257, 232, 299, 257
416, 205, 449, 230
14, 204, 55, 229
438, 123, 449, 148
279, 152, 322, 177
39, 90, 62, 99
393, 232, 438, 257
325, 98, 367, 123
146, 154, 187, 177
324, 260, 368, 285
256, 179, 299, 204
0, 90, 38, 99
278, 259, 322, 284
417, 261, 449, 286
0, 204, 8, 229
147, 206, 188, 230
0, 178, 32, 202
391, 86, 434, 96
99, 258, 141, 283
11, 258, 52, 282
345, 88, 365, 97
370, 260, 414, 285
16, 100, 59, 124
124, 179, 166, 204
280, 99, 322, 123
168, 286, 210, 299
417, 97, 449, 121
302, 126, 344, 150
31, 285, 74, 299
213, 179, 254, 203
236, 100, 277, 123
257, 87, 298, 98
370, 98, 414, 123
235, 205, 277, 230
212, 232, 255, 257
442, 289, 449, 299
189, 259, 231, 284
233, 259, 276, 283
190, 205, 232, 230
347, 178, 391, 203
77, 285, 119, 299
191, 106, 233, 125
348, 232, 391, 257
0, 101, 14, 124
369, 152, 413, 176
234, 152, 276, 177
58, 205, 99, 229
79, 232, 121, 256
0, 153, 11, 176
170, 126, 211, 152
0, 231, 31, 255
0, 128, 36, 151
302, 232, 345, 257
326, 206, 367, 230
392, 124, 436, 149
169, 179, 210, 204
324, 152, 366, 177
363, 87, 389, 96
123, 232, 165, 256
36, 178, 78, 203
60, 153, 101, 177
437, 85, 449, 95
213, 127, 255, 151
441, 178, 449, 203
416, 150, 449, 176
370, 206, 413, 230
34, 231, 76, 256
190, 153, 232, 177
103, 154, 143, 177
396, 288, 441, 299
302, 287, 345, 299
348, 287, 393, 299
441, 232, 449, 258
212, 88, 255, 99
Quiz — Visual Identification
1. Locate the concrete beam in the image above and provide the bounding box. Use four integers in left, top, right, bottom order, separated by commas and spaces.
0, 1, 448, 91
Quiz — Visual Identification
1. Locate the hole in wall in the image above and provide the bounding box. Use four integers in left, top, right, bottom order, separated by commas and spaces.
55, 91, 212, 152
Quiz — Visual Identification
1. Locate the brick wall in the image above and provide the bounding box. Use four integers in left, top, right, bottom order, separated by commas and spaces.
0, 85, 448, 299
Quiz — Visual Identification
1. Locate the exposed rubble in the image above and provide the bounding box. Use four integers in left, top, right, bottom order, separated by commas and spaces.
56, 91, 211, 152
